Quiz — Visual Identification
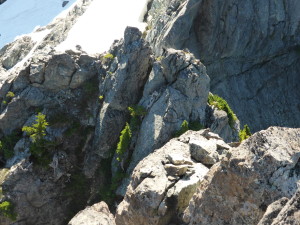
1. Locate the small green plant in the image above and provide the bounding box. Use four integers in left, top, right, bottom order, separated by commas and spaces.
116, 123, 132, 161
6, 92, 15, 99
2, 91, 15, 105
22, 113, 51, 166
128, 105, 147, 118
115, 105, 146, 162
175, 120, 189, 137
239, 124, 252, 142
175, 120, 205, 137
0, 201, 17, 221
156, 56, 164, 61
208, 93, 237, 129
99, 95, 104, 101
22, 113, 49, 143
103, 53, 114, 60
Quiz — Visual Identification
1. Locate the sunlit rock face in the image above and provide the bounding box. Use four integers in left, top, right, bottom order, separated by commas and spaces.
145, 0, 300, 132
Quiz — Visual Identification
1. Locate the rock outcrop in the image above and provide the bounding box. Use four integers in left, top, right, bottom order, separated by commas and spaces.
183, 127, 300, 225
68, 202, 116, 225
145, 0, 300, 132
116, 130, 230, 225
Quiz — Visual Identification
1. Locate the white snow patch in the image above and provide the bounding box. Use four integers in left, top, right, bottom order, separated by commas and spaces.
0, 0, 78, 48
56, 0, 150, 54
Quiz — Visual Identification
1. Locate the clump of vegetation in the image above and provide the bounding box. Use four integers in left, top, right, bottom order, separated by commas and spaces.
175, 120, 205, 137
22, 113, 52, 166
6, 92, 15, 99
155, 56, 164, 61
239, 124, 252, 142
2, 91, 15, 105
0, 201, 17, 221
116, 105, 146, 162
0, 132, 21, 160
208, 93, 238, 129
103, 53, 114, 60
116, 123, 132, 162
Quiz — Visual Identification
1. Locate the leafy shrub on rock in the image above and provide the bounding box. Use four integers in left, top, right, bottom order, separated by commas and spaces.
239, 124, 252, 142
0, 201, 17, 221
208, 93, 237, 129
22, 113, 52, 166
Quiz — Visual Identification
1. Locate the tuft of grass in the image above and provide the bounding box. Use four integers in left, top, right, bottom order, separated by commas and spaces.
0, 201, 17, 221
103, 53, 114, 60
239, 124, 252, 142
208, 93, 237, 129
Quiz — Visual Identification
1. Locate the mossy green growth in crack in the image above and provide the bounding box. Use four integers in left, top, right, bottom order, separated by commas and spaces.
0, 201, 17, 221
208, 93, 237, 129
239, 124, 252, 142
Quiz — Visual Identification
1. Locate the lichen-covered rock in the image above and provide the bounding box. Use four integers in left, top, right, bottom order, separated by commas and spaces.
68, 202, 116, 225
115, 130, 233, 225
183, 127, 300, 225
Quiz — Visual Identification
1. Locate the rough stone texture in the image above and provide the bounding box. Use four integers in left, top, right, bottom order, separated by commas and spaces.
183, 127, 300, 225
83, 27, 152, 177
257, 197, 289, 225
116, 130, 211, 225
189, 129, 231, 166
0, 36, 35, 70
0, 160, 70, 225
68, 202, 116, 225
270, 188, 300, 225
125, 49, 210, 183
206, 106, 240, 143
146, 0, 300, 132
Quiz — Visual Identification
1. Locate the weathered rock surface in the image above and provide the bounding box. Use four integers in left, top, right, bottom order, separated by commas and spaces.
68, 202, 116, 225
83, 26, 152, 177
258, 197, 289, 225
145, 0, 300, 132
124, 48, 210, 179
115, 130, 232, 225
183, 127, 300, 225
0, 36, 35, 70
269, 188, 300, 225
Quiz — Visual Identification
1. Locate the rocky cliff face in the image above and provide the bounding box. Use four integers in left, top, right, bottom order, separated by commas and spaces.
0, 0, 299, 224
145, 0, 300, 132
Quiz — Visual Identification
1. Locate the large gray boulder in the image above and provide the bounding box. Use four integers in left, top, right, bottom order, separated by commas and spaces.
145, 0, 300, 132
68, 202, 116, 225
125, 48, 210, 179
115, 130, 220, 225
183, 127, 300, 225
